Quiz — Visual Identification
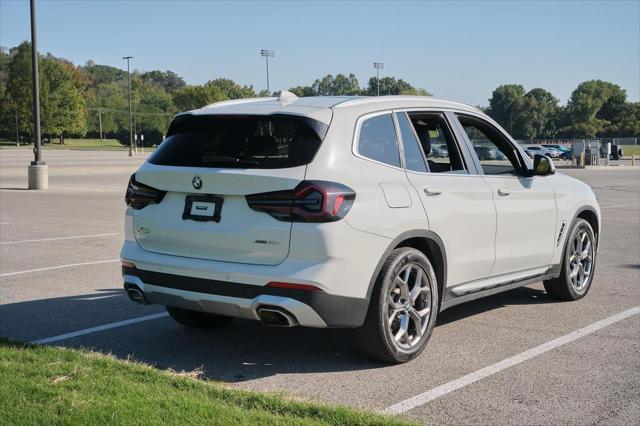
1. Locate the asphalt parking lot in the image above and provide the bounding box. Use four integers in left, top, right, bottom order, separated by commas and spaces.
1, 148, 638, 424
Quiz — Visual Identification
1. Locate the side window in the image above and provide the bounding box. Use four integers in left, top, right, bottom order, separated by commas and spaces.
357, 113, 400, 167
395, 112, 427, 172
457, 114, 523, 176
407, 113, 466, 174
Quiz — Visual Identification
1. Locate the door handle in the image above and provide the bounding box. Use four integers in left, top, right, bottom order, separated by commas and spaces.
497, 188, 511, 197
424, 187, 443, 196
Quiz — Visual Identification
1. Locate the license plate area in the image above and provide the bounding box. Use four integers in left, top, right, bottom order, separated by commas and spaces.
182, 195, 224, 222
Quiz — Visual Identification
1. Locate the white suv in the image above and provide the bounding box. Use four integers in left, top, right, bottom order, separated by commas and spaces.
121, 93, 600, 363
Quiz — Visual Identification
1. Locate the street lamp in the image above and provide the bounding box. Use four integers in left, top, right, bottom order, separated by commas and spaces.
123, 56, 134, 157
28, 0, 47, 190
260, 49, 275, 94
373, 62, 384, 97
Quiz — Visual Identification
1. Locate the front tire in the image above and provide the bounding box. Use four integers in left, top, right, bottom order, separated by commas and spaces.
544, 218, 596, 300
356, 248, 439, 363
166, 306, 233, 329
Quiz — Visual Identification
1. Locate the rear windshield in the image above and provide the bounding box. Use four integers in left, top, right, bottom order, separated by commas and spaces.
149, 114, 327, 169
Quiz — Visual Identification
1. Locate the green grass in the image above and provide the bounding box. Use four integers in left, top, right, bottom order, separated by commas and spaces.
0, 339, 411, 426
0, 138, 127, 150
43, 138, 127, 150
621, 145, 640, 157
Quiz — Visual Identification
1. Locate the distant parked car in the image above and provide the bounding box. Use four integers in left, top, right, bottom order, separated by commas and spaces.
430, 145, 448, 158
525, 145, 557, 159
610, 145, 623, 160
542, 144, 571, 161
474, 146, 497, 160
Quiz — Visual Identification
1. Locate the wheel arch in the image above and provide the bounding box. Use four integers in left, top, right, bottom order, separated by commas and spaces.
575, 205, 600, 251
366, 230, 447, 309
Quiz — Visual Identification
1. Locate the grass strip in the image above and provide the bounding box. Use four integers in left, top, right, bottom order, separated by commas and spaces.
0, 338, 411, 426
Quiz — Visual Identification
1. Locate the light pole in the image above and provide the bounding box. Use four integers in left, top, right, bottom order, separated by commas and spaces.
97, 107, 103, 141
260, 49, 274, 94
123, 56, 134, 157
28, 0, 47, 189
15, 107, 19, 145
373, 62, 384, 96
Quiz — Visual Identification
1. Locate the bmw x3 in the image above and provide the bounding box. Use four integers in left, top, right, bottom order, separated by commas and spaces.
121, 92, 600, 363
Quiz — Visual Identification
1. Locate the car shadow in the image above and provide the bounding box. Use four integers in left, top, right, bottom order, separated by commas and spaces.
0, 284, 560, 382
437, 286, 554, 326
620, 264, 640, 270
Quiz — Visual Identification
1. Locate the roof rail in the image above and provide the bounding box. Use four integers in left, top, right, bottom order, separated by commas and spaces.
203, 97, 275, 109
333, 95, 481, 112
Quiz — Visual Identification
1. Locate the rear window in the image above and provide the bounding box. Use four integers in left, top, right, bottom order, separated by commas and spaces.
149, 114, 327, 169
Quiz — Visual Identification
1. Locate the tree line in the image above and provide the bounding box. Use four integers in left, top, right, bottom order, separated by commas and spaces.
0, 41, 637, 146
486, 83, 638, 140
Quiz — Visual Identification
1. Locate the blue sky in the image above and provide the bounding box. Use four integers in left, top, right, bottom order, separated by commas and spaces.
1, 0, 638, 106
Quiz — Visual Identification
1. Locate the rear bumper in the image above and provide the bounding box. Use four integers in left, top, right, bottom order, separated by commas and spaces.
122, 265, 369, 328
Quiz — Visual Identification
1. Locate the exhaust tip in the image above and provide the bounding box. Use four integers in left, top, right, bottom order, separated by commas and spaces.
125, 284, 150, 305
257, 307, 297, 327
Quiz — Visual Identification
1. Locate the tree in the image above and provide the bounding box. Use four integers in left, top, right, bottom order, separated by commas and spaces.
604, 102, 640, 137
131, 77, 174, 137
512, 88, 559, 139
39, 56, 87, 142
0, 47, 15, 139
80, 61, 127, 86
172, 84, 225, 112
309, 73, 361, 95
5, 43, 87, 143
288, 85, 316, 97
363, 76, 431, 96
487, 84, 526, 134
140, 70, 186, 93
171, 78, 256, 112
86, 82, 129, 135
559, 80, 627, 137
206, 78, 255, 99
5, 43, 37, 140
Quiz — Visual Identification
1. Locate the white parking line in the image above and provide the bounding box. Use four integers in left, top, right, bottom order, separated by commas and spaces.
0, 222, 11, 225
1, 232, 119, 245
0, 259, 120, 277
31, 312, 169, 345
382, 306, 640, 415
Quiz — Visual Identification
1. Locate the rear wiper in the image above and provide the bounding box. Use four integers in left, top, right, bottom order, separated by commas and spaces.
204, 155, 259, 166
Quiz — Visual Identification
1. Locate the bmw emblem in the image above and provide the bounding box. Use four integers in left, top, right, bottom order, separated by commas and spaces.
192, 176, 202, 190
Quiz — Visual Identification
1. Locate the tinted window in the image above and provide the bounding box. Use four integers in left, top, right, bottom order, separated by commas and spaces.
396, 112, 427, 172
457, 114, 523, 175
149, 114, 324, 169
408, 113, 466, 174
357, 113, 400, 167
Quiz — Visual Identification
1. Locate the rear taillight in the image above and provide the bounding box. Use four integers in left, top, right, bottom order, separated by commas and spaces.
246, 180, 355, 223
125, 174, 166, 210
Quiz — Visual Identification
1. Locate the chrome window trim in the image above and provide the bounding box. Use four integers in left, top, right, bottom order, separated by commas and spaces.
352, 110, 405, 171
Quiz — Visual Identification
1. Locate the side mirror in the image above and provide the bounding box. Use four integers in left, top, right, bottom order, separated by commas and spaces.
533, 154, 555, 176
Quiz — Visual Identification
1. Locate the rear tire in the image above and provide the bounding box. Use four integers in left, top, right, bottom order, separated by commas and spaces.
544, 218, 596, 301
356, 247, 439, 364
166, 306, 233, 329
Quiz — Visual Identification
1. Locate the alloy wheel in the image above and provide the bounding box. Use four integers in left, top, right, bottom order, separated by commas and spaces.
568, 229, 593, 292
387, 263, 432, 351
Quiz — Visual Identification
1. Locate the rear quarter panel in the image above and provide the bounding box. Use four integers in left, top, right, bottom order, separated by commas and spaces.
305, 108, 429, 240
